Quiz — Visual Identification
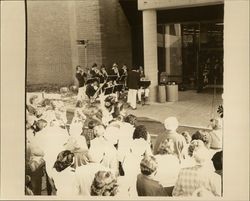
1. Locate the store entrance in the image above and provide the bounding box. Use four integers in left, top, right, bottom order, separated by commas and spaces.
182, 22, 224, 90
157, 21, 223, 91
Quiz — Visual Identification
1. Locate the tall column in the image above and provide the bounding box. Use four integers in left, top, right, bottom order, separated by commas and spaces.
68, 1, 79, 86
143, 9, 158, 102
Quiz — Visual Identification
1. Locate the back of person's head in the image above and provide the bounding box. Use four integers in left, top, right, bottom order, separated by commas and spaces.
212, 151, 222, 171
76, 100, 83, 108
210, 118, 222, 130
92, 63, 97, 68
53, 150, 74, 172
164, 117, 179, 131
104, 96, 116, 109
124, 114, 137, 127
133, 125, 148, 141
188, 140, 205, 157
181, 131, 191, 144
94, 125, 106, 137
88, 121, 95, 129
91, 171, 118, 196
192, 145, 211, 165
33, 119, 48, 132
157, 138, 175, 155
41, 98, 51, 107
29, 95, 38, 105
140, 155, 158, 176
192, 130, 211, 149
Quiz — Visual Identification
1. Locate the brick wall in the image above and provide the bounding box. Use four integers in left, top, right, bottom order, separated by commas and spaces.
75, 0, 103, 70
99, 0, 132, 70
27, 0, 74, 85
27, 0, 133, 85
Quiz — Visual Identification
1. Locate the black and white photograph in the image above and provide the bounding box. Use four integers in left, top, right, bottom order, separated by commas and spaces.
0, 0, 249, 200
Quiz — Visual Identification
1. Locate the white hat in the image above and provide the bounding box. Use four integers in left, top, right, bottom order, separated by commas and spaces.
164, 117, 179, 131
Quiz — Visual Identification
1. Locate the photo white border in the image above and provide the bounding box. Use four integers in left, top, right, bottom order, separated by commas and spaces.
1, 0, 249, 200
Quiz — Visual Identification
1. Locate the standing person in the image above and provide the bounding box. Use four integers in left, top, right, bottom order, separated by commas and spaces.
75, 65, 87, 101
127, 67, 140, 110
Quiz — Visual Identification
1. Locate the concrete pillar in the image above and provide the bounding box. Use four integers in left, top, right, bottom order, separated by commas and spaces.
143, 9, 158, 102
68, 1, 79, 86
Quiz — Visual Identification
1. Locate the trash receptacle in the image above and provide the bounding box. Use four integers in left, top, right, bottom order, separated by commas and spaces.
158, 85, 166, 103
166, 83, 178, 102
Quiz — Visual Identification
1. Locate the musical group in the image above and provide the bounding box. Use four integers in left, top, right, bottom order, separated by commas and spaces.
75, 63, 151, 110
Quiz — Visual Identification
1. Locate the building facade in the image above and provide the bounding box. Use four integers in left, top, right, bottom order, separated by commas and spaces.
27, 0, 224, 102
27, 0, 132, 86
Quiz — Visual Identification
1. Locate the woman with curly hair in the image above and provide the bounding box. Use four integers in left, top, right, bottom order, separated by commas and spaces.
91, 171, 119, 196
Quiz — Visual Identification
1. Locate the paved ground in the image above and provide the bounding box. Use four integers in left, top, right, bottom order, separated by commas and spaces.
127, 89, 223, 128
27, 87, 222, 129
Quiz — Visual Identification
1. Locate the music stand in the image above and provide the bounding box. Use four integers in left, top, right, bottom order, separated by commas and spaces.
106, 75, 118, 83
113, 84, 124, 93
86, 78, 99, 85
140, 80, 151, 89
104, 86, 114, 96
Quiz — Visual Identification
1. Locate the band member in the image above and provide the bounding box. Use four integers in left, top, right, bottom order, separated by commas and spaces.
85, 79, 99, 100
137, 66, 150, 104
75, 65, 87, 101
127, 67, 140, 110
138, 66, 145, 78
109, 63, 120, 77
100, 64, 108, 83
120, 64, 128, 76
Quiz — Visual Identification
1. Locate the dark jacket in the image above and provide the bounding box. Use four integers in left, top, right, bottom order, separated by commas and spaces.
136, 174, 169, 196
127, 70, 140, 90
76, 72, 87, 87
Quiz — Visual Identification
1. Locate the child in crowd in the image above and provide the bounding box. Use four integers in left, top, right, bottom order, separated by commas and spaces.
81, 120, 96, 148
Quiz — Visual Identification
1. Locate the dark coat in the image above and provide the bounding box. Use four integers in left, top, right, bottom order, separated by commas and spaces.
76, 72, 87, 87
127, 70, 140, 90
136, 174, 169, 196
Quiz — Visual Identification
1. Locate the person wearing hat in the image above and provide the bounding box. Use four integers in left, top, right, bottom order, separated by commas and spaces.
136, 155, 168, 196
172, 144, 221, 197
153, 117, 186, 162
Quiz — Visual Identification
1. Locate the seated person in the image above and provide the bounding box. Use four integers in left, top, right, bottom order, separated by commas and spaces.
81, 120, 97, 149
212, 151, 222, 177
208, 118, 223, 149
137, 77, 150, 105
85, 79, 99, 100
91, 171, 119, 196
172, 144, 221, 197
26, 95, 43, 118
51, 150, 78, 196
136, 155, 168, 196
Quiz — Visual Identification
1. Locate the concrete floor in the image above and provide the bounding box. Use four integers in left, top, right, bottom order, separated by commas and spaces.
127, 89, 223, 128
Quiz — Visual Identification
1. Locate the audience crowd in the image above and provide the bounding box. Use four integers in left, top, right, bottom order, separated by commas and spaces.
25, 85, 223, 197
